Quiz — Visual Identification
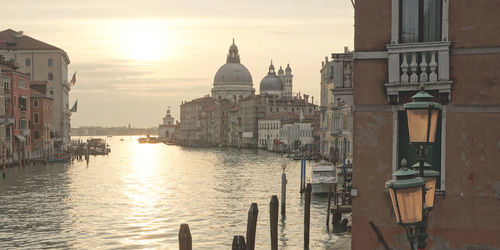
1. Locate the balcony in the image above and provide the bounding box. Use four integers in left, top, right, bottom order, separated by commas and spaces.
385, 41, 452, 104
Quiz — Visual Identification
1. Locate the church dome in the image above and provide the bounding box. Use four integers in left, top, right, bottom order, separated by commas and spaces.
260, 61, 283, 92
214, 63, 253, 85
260, 74, 282, 91
213, 39, 253, 86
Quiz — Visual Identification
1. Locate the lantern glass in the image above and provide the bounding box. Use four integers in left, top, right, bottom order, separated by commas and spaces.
407, 108, 439, 143
389, 186, 423, 224
424, 177, 437, 208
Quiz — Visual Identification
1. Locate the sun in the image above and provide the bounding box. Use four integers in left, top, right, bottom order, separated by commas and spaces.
112, 20, 174, 61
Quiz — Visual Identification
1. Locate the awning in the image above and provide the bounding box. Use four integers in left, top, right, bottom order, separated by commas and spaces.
15, 135, 26, 142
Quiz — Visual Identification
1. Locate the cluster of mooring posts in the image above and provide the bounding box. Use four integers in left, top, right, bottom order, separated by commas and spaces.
326, 162, 353, 233
178, 164, 316, 250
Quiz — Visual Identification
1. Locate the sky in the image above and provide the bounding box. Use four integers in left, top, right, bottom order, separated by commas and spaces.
1, 0, 354, 128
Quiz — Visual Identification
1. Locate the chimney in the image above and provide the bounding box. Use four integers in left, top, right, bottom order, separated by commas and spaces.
15, 31, 24, 38
325, 56, 329, 63
344, 46, 349, 53
311, 96, 314, 105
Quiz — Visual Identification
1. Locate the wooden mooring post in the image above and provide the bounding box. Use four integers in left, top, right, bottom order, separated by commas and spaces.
281, 164, 287, 217
326, 183, 332, 228
178, 223, 192, 250
299, 158, 304, 193
232, 235, 246, 250
304, 183, 312, 250
246, 203, 258, 250
270, 195, 279, 250
2, 143, 5, 178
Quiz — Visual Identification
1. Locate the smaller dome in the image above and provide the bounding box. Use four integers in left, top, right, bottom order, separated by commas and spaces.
285, 63, 292, 73
260, 74, 283, 92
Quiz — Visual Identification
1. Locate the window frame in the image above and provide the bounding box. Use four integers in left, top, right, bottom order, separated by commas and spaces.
33, 112, 39, 124
391, 0, 449, 44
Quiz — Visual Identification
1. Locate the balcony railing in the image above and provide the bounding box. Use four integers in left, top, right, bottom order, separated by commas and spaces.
385, 41, 452, 104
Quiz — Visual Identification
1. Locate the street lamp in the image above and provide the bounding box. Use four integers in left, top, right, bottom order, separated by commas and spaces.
386, 85, 441, 249
385, 159, 425, 225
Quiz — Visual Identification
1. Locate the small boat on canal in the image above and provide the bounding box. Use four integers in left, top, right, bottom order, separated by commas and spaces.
310, 161, 337, 194
137, 135, 160, 144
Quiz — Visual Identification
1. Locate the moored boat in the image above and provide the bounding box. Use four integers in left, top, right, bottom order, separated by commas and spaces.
310, 161, 337, 194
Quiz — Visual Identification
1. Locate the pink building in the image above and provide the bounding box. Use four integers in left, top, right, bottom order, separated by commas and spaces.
0, 64, 32, 160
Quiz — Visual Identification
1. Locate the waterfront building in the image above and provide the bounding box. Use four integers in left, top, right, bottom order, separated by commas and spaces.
211, 39, 255, 102
238, 95, 266, 147
279, 121, 314, 151
158, 108, 178, 143
0, 29, 71, 150
319, 56, 335, 158
257, 112, 298, 151
0, 70, 13, 157
319, 47, 353, 163
259, 61, 293, 98
30, 81, 54, 156
0, 64, 32, 161
351, 1, 500, 249
179, 96, 217, 145
227, 105, 240, 147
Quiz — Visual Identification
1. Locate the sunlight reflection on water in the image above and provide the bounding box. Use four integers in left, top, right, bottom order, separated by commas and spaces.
0, 136, 339, 249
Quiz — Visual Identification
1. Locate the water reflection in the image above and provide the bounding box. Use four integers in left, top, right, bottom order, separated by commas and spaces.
0, 136, 338, 249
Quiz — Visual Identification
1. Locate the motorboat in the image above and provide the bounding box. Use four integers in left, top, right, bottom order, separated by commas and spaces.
310, 161, 337, 194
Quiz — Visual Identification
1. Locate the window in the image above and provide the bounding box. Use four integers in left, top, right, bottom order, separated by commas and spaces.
4, 81, 9, 92
34, 113, 39, 124
34, 100, 39, 108
330, 66, 334, 79
48, 58, 53, 67
25, 59, 31, 66
19, 97, 27, 111
34, 131, 39, 139
20, 119, 27, 129
400, 0, 442, 43
48, 73, 53, 80
398, 110, 442, 189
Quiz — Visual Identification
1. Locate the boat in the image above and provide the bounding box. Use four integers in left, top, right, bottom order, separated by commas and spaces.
50, 156, 71, 163
137, 135, 160, 144
310, 161, 337, 194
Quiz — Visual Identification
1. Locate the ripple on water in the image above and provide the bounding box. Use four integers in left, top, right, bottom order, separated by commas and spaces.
0, 137, 339, 249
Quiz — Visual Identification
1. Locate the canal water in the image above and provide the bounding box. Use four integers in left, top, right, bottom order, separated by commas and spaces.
0, 136, 342, 249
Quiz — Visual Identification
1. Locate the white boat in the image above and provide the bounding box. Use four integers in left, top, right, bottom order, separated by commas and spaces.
310, 161, 337, 194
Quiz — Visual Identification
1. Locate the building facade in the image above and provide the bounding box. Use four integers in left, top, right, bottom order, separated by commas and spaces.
158, 108, 178, 143
258, 112, 299, 151
351, 1, 500, 249
0, 29, 71, 150
179, 96, 217, 145
30, 81, 53, 157
1, 65, 32, 160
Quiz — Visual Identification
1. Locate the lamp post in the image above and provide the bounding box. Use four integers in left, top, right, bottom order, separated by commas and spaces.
385, 85, 441, 250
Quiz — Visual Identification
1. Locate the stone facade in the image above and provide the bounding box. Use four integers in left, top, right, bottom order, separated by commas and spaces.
0, 29, 71, 150
320, 48, 353, 164
30, 81, 53, 156
351, 1, 500, 249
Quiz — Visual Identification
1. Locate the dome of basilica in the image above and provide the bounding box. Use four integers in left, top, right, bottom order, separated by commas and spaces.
260, 61, 283, 92
214, 63, 253, 86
